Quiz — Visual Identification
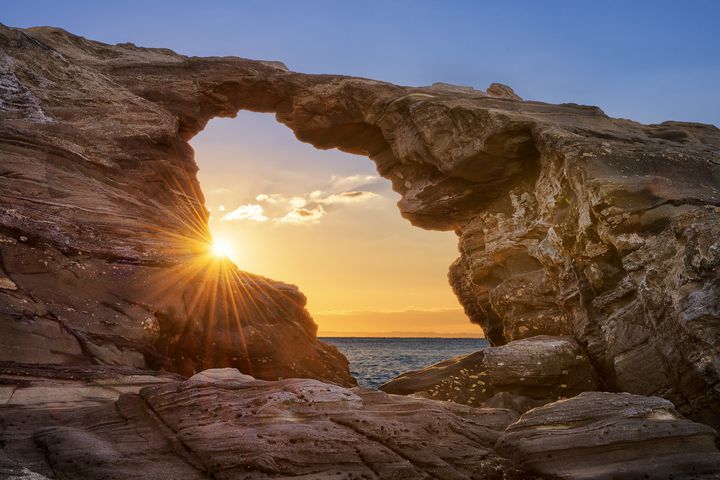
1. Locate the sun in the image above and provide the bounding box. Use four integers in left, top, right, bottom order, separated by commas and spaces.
210, 237, 234, 258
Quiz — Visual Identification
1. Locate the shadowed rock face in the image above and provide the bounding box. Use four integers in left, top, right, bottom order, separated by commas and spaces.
1, 24, 719, 429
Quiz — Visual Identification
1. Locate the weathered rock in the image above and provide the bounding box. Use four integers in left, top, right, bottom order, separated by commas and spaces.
481, 392, 539, 413
0, 25, 353, 385
0, 362, 181, 409
381, 335, 599, 411
483, 335, 600, 395
0, 235, 353, 385
0, 368, 539, 479
0, 23, 719, 427
3, 369, 718, 479
496, 392, 720, 479
486, 82, 522, 100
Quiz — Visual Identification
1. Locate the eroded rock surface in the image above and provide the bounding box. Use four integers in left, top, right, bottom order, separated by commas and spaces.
496, 392, 720, 480
381, 335, 599, 411
2, 369, 718, 479
0, 362, 181, 409
0, 368, 537, 479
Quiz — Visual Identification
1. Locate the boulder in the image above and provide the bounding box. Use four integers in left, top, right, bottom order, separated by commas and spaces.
496, 392, 720, 479
381, 335, 599, 411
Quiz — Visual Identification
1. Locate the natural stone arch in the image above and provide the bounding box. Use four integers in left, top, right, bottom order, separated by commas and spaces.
2, 25, 719, 428
105, 54, 720, 428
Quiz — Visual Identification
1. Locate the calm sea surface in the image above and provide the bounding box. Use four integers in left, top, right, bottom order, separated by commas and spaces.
320, 337, 489, 388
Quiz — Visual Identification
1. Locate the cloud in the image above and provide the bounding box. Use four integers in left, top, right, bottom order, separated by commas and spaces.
289, 196, 307, 208
318, 191, 379, 205
255, 193, 282, 204
279, 206, 325, 224
220, 175, 382, 225
221, 204, 269, 222
330, 174, 381, 191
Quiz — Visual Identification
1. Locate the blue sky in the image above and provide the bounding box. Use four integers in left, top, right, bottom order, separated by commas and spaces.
3, 0, 719, 125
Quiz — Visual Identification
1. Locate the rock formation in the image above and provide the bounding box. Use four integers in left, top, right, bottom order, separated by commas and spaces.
381, 335, 599, 411
497, 392, 720, 479
3, 367, 719, 479
1, 23, 720, 478
0, 24, 352, 386
1, 368, 536, 479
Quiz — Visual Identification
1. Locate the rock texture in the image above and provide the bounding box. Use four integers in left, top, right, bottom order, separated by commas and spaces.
0, 368, 538, 479
381, 335, 599, 411
0, 24, 352, 385
2, 368, 718, 479
497, 392, 720, 479
0, 363, 181, 409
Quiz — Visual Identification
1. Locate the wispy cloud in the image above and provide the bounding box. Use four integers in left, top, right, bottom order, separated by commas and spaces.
279, 206, 325, 224
221, 204, 268, 222
217, 174, 383, 225
289, 196, 307, 208
255, 193, 282, 204
318, 191, 379, 205
330, 174, 381, 190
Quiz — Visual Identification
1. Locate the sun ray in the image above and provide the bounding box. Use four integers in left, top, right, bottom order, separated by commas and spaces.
211, 237, 234, 258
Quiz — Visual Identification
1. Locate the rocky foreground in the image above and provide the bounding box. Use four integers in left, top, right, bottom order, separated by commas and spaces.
1, 367, 719, 480
1, 23, 720, 478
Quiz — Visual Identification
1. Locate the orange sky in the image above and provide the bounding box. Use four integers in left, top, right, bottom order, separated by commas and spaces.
191, 112, 481, 337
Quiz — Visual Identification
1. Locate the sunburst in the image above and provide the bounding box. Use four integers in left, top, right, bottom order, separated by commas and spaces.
210, 237, 234, 258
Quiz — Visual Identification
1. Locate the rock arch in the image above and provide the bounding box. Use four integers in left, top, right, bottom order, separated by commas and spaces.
1, 25, 719, 427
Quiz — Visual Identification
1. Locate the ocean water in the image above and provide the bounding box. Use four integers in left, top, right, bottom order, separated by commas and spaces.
320, 337, 489, 388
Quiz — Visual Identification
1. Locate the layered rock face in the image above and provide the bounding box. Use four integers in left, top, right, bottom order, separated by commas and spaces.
497, 392, 720, 479
0, 24, 352, 385
2, 368, 718, 480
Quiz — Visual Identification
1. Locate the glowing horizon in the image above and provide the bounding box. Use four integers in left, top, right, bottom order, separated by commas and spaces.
192, 112, 475, 337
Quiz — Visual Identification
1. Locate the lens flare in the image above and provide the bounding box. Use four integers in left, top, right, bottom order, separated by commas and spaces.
211, 237, 234, 258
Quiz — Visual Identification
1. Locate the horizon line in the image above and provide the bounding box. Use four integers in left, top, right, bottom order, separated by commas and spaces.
313, 307, 465, 316
318, 331, 486, 338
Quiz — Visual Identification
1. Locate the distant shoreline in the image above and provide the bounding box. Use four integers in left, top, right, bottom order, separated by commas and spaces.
318, 333, 486, 339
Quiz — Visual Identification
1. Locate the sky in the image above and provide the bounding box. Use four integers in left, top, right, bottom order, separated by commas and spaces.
4, 1, 719, 336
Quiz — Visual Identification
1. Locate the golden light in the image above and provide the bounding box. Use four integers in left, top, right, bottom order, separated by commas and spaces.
210, 237, 234, 258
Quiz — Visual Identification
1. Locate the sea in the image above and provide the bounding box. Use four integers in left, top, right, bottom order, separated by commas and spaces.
320, 337, 489, 388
